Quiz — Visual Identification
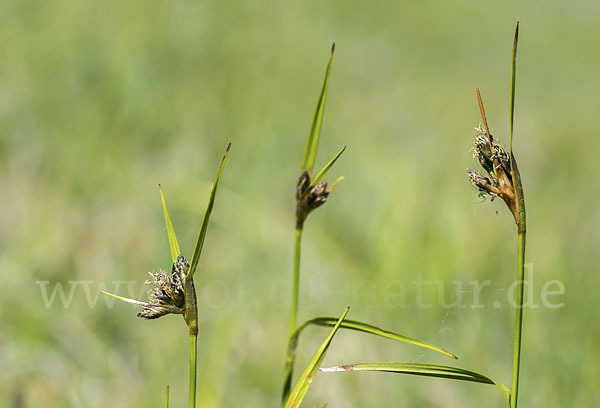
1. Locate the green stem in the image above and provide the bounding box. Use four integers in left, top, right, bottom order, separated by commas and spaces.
283, 226, 304, 404
189, 332, 198, 408
184, 277, 199, 408
289, 227, 304, 336
510, 231, 526, 408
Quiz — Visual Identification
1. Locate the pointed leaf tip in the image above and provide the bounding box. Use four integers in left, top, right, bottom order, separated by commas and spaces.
509, 22, 519, 152
331, 43, 335, 53
310, 146, 346, 187
188, 143, 231, 280
476, 88, 492, 149
159, 184, 181, 263
320, 362, 510, 406
301, 47, 335, 174
99, 290, 150, 307
292, 317, 458, 360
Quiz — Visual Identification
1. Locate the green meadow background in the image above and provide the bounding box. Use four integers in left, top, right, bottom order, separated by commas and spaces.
1, 0, 598, 407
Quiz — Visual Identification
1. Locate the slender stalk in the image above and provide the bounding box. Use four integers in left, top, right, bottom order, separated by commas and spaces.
189, 332, 198, 408
165, 385, 170, 408
282, 330, 299, 405
184, 275, 199, 408
508, 22, 525, 408
288, 227, 304, 337
510, 231, 526, 408
283, 226, 304, 404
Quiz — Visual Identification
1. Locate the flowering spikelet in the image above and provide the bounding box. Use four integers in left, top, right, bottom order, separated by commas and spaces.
137, 255, 190, 319
467, 123, 523, 227
467, 168, 496, 200
296, 170, 331, 227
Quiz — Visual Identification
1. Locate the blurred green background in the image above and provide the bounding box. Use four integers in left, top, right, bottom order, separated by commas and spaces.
1, 0, 598, 406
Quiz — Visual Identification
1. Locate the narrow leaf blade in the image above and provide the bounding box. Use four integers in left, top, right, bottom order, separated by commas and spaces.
301, 44, 335, 174
321, 362, 511, 406
282, 315, 458, 404
509, 22, 519, 152
285, 307, 349, 408
99, 290, 152, 307
159, 184, 181, 263
188, 143, 231, 280
294, 317, 458, 360
99, 290, 181, 314
309, 146, 346, 187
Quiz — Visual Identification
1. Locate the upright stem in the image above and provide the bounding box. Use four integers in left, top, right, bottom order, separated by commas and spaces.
288, 227, 304, 337
184, 278, 199, 408
282, 226, 304, 405
189, 332, 198, 408
511, 231, 526, 408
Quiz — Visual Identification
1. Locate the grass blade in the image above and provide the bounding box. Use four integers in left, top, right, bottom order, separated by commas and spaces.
165, 385, 170, 408
99, 290, 153, 307
301, 44, 335, 174
159, 184, 181, 263
283, 315, 457, 403
293, 317, 458, 360
188, 143, 231, 281
285, 307, 349, 408
509, 22, 519, 152
321, 362, 510, 406
309, 146, 346, 187
99, 290, 182, 314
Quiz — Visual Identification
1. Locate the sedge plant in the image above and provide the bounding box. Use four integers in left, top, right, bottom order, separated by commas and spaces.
282, 44, 459, 407
321, 23, 526, 408
101, 143, 231, 408
467, 22, 526, 408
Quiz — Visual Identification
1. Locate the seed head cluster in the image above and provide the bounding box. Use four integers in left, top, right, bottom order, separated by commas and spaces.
296, 170, 330, 228
138, 254, 189, 319
467, 125, 522, 225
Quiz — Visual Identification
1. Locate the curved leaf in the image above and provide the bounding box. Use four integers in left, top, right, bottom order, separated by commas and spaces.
283, 316, 458, 404
321, 361, 510, 406
285, 307, 349, 408
294, 317, 458, 360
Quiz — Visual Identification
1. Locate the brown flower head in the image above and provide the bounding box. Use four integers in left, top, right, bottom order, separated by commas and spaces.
295, 170, 332, 228
467, 123, 522, 228
137, 255, 190, 319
